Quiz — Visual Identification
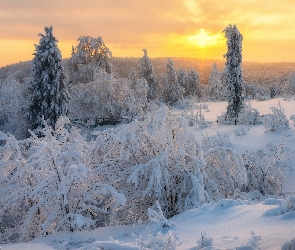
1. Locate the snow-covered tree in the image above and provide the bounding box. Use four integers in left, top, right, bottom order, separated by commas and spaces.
163, 58, 184, 104
0, 76, 29, 139
177, 68, 189, 96
138, 49, 158, 100
187, 68, 201, 98
288, 70, 295, 96
270, 85, 276, 99
223, 24, 244, 124
208, 63, 226, 101
123, 68, 149, 120
28, 26, 69, 130
68, 36, 112, 84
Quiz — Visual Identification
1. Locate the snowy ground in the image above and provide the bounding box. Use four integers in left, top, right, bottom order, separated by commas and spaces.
1, 98, 295, 250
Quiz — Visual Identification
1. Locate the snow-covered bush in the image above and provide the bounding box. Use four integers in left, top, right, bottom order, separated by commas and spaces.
180, 106, 212, 128
91, 106, 207, 222
201, 132, 247, 199
234, 126, 248, 136
69, 76, 148, 125
136, 230, 179, 250
282, 195, 295, 214
264, 102, 289, 132
237, 100, 261, 125
242, 136, 290, 195
281, 237, 295, 250
204, 146, 247, 198
147, 200, 174, 229
90, 106, 249, 224
0, 117, 125, 243
201, 132, 231, 152
174, 98, 196, 110
196, 229, 213, 250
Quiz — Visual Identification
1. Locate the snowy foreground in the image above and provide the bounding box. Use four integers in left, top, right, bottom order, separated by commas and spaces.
1, 98, 295, 250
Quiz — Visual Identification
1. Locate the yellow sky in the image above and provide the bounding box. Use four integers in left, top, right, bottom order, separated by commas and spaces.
1, 0, 295, 67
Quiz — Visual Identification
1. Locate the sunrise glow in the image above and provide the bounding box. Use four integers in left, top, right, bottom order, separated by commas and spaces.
1, 0, 295, 66
187, 29, 223, 47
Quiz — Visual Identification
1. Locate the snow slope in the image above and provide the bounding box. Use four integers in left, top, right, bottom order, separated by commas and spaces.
1, 98, 295, 250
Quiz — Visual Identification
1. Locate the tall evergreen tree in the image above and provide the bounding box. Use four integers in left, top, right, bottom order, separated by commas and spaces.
29, 26, 69, 130
208, 63, 226, 101
223, 24, 244, 123
163, 58, 184, 104
270, 85, 276, 99
138, 49, 158, 100
288, 70, 295, 96
187, 68, 200, 98
177, 68, 189, 96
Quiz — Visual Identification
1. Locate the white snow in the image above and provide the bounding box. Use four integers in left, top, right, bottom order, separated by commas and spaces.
1, 98, 295, 249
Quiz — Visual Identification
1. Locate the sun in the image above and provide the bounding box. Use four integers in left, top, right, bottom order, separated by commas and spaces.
187, 29, 222, 47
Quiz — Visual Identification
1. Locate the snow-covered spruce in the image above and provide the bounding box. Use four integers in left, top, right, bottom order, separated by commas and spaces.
177, 68, 201, 98
28, 26, 69, 130
138, 49, 158, 101
0, 117, 125, 243
208, 63, 226, 101
223, 24, 245, 124
163, 58, 184, 105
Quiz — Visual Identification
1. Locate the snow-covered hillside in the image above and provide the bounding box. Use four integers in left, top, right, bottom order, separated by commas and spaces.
1, 98, 295, 250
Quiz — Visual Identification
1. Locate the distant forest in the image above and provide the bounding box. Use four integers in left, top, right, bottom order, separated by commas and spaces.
1, 57, 295, 86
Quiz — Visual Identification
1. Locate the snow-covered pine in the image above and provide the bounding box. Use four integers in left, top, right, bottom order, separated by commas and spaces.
28, 26, 69, 130
264, 101, 290, 132
208, 63, 226, 101
177, 68, 189, 97
122, 68, 149, 121
223, 24, 245, 124
270, 85, 276, 99
68, 36, 112, 85
288, 70, 295, 97
187, 68, 201, 98
0, 117, 125, 243
138, 49, 158, 100
163, 58, 184, 105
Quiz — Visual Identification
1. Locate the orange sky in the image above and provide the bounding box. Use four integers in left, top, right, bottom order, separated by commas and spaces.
1, 0, 295, 67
